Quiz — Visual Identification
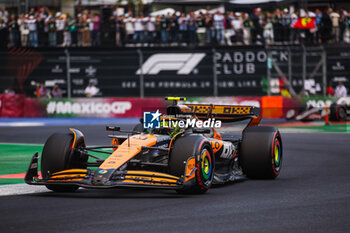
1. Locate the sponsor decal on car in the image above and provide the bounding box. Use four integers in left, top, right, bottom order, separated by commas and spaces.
98, 169, 108, 174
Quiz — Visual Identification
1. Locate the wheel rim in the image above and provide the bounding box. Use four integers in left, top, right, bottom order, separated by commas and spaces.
339, 108, 346, 120
273, 139, 281, 171
201, 149, 212, 180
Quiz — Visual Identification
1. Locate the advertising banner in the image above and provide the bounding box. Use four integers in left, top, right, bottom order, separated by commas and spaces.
0, 94, 25, 117
140, 48, 213, 97
326, 45, 350, 92
42, 98, 166, 118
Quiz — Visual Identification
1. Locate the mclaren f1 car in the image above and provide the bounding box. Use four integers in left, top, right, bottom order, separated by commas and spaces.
25, 97, 283, 194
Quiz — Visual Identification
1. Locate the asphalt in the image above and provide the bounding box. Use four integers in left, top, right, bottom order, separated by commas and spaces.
0, 125, 350, 233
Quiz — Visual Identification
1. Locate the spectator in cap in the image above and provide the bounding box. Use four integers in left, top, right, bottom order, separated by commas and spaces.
250, 8, 264, 44
282, 8, 291, 43
232, 12, 244, 44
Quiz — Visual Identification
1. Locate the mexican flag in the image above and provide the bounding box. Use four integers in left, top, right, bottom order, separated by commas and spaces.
292, 17, 316, 29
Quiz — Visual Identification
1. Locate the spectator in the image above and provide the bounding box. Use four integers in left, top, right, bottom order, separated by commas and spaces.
315, 9, 322, 43
169, 13, 179, 45
63, 14, 71, 46
91, 13, 100, 46
178, 13, 188, 44
0, 6, 9, 48
214, 11, 225, 45
56, 13, 65, 46
124, 14, 134, 45
84, 81, 99, 97
145, 15, 156, 45
327, 82, 335, 96
37, 15, 47, 47
81, 10, 90, 46
26, 15, 38, 47
339, 9, 346, 42
18, 14, 29, 47
224, 12, 234, 46
160, 14, 170, 45
4, 87, 15, 95
329, 8, 340, 43
334, 81, 348, 97
4, 6, 350, 47
273, 8, 283, 43
282, 8, 291, 43
196, 12, 205, 45
76, 13, 83, 46
320, 9, 332, 43
242, 13, 251, 45
68, 15, 77, 46
250, 8, 264, 44
232, 12, 244, 45
204, 13, 215, 45
51, 84, 62, 98
264, 12, 274, 44
187, 12, 197, 46
8, 15, 20, 47
37, 83, 50, 98
133, 15, 145, 45
46, 13, 56, 47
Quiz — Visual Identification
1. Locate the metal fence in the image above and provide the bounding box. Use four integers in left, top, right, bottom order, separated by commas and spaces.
1, 45, 349, 97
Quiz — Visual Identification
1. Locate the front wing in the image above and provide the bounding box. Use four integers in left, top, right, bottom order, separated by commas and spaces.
25, 153, 184, 189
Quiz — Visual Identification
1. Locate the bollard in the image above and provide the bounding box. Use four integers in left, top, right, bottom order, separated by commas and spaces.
325, 102, 330, 125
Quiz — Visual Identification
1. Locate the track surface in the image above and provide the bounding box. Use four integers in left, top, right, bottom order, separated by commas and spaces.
0, 125, 350, 233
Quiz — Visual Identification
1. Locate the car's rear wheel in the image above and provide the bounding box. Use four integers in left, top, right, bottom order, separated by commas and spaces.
169, 135, 214, 194
41, 132, 87, 192
239, 126, 282, 179
330, 104, 347, 121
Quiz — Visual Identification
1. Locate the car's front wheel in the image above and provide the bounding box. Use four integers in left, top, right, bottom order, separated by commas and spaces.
41, 132, 87, 192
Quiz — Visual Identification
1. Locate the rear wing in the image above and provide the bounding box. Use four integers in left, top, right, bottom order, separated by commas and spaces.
165, 97, 262, 126
167, 104, 260, 122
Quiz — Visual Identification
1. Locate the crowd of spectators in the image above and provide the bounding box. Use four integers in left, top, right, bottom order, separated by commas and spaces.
1, 6, 350, 47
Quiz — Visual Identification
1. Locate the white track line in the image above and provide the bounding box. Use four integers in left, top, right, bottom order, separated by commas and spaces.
0, 142, 43, 146
0, 183, 49, 196
0, 122, 45, 127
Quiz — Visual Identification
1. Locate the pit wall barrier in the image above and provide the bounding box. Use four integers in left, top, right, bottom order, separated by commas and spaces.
0, 95, 340, 119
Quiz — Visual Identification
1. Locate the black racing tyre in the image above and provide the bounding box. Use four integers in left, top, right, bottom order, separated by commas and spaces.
330, 104, 347, 121
239, 126, 282, 179
41, 133, 86, 192
169, 134, 214, 194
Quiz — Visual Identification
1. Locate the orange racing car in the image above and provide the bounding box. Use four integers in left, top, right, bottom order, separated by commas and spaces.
25, 97, 283, 194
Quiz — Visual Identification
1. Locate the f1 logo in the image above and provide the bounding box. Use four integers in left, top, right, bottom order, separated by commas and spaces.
143, 110, 161, 129
136, 53, 205, 75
